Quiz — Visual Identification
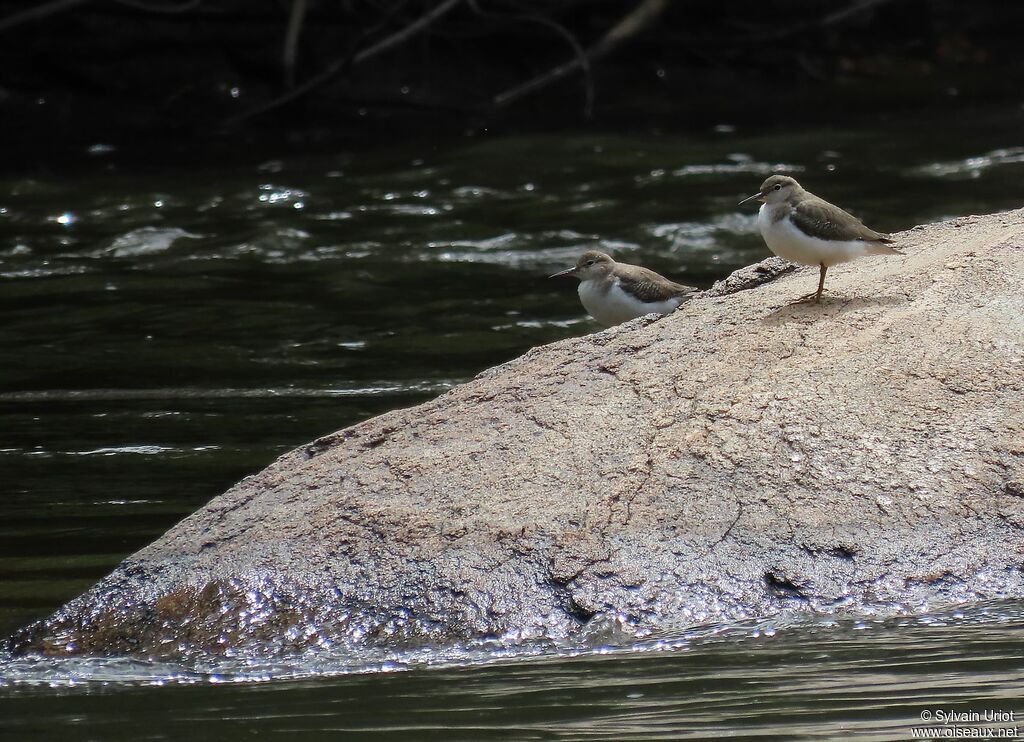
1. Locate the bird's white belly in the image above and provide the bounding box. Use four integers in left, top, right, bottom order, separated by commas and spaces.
578, 279, 681, 327
757, 204, 871, 267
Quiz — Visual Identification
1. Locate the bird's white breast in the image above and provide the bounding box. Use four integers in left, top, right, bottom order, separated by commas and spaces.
578, 278, 682, 327
757, 203, 874, 267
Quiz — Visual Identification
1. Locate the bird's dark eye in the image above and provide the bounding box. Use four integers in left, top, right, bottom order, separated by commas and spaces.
586, 260, 595, 266
773, 184, 782, 190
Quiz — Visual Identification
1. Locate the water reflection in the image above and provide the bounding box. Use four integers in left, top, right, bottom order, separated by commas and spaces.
1, 600, 1021, 688
2, 602, 1023, 741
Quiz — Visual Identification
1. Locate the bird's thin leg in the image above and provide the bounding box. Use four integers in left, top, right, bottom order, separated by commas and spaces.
791, 263, 828, 304
815, 263, 827, 302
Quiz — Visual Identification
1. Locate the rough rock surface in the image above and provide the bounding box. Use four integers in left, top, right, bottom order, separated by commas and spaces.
8, 209, 1024, 658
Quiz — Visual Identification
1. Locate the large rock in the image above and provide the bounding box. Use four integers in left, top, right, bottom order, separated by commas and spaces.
8, 210, 1024, 659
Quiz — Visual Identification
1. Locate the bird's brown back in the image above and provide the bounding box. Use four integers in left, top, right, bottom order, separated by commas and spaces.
790, 196, 893, 244
615, 263, 697, 302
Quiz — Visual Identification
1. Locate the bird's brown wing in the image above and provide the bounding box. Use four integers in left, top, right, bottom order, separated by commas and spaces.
616, 265, 697, 303
791, 197, 894, 243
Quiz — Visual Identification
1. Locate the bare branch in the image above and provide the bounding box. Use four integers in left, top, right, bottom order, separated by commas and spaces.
820, 0, 894, 28
351, 0, 460, 65
0, 0, 205, 36
470, 0, 594, 117
283, 0, 309, 89
702, 0, 898, 44
493, 0, 668, 111
0, 0, 90, 34
111, 0, 205, 11
229, 0, 463, 124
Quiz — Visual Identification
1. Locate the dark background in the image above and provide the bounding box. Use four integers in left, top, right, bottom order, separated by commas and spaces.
1, 0, 1022, 164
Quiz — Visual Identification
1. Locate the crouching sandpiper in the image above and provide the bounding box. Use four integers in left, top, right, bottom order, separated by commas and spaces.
550, 250, 697, 327
739, 175, 901, 303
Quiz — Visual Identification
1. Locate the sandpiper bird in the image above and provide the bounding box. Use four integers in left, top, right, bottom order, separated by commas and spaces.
550, 250, 697, 327
739, 175, 901, 303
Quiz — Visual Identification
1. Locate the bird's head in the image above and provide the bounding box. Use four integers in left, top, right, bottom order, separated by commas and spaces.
739, 175, 803, 206
549, 250, 615, 281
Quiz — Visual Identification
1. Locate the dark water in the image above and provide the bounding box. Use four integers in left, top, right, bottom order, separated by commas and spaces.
2, 106, 1024, 737
3, 605, 1024, 740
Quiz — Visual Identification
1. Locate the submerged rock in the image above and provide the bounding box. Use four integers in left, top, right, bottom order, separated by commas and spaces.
8, 210, 1024, 659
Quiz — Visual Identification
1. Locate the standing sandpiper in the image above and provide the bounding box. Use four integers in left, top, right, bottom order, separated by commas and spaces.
739, 175, 901, 303
550, 250, 697, 327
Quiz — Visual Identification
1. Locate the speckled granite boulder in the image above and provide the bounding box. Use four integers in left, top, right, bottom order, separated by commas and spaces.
8, 209, 1024, 659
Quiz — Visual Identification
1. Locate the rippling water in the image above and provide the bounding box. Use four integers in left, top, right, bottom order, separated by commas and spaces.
2, 107, 1024, 736
3, 604, 1024, 739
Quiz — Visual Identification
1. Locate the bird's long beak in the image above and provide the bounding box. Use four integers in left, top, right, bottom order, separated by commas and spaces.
549, 266, 577, 278
738, 192, 764, 206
